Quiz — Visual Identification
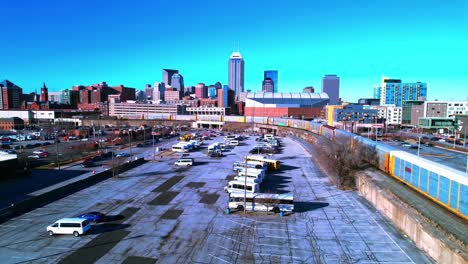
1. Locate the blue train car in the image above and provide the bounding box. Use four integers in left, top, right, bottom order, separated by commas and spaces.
389, 150, 468, 220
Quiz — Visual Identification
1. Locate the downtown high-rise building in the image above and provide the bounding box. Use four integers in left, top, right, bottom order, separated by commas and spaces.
228, 52, 244, 98
264, 70, 278, 92
162, 69, 179, 85
262, 78, 274, 92
379, 77, 427, 107
171, 73, 184, 91
322, 74, 340, 105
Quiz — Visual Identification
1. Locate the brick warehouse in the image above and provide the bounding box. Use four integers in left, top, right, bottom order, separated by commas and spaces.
244, 92, 329, 119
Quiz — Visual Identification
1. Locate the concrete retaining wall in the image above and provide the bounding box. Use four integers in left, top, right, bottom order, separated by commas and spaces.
0, 158, 147, 224
356, 173, 467, 264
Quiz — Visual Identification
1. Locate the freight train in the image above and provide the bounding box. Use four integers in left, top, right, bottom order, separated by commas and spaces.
167, 114, 466, 220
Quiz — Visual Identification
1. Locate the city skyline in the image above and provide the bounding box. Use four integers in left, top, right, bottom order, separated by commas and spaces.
1, 0, 467, 102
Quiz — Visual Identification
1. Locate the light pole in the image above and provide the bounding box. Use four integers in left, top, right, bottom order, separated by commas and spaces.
244, 156, 247, 215
55, 131, 60, 170
417, 136, 421, 157
453, 129, 457, 149
152, 133, 155, 162
129, 130, 132, 156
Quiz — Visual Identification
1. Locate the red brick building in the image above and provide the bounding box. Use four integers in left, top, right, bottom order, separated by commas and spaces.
0, 117, 24, 130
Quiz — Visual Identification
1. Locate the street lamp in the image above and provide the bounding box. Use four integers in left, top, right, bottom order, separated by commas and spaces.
417, 136, 421, 157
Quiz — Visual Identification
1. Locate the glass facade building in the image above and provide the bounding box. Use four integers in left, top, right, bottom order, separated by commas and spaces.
228, 52, 244, 97
380, 78, 427, 107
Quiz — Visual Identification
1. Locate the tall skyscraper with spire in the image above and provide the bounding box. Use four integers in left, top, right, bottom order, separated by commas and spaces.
228, 51, 244, 98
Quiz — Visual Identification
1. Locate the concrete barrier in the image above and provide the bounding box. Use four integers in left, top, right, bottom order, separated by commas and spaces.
356, 172, 467, 264
0, 158, 147, 224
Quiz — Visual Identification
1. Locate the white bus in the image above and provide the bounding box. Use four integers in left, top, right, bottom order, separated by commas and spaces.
224, 180, 260, 194
234, 175, 262, 183
172, 144, 190, 153
227, 192, 294, 215
237, 167, 266, 180
233, 161, 266, 171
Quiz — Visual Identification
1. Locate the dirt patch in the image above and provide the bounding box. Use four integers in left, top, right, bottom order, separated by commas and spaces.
199, 193, 219, 204
185, 182, 206, 188
161, 209, 184, 220
122, 256, 157, 264
152, 176, 184, 192
148, 191, 179, 206
225, 175, 236, 181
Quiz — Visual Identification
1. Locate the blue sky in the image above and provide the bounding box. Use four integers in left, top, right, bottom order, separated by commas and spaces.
1, 0, 467, 102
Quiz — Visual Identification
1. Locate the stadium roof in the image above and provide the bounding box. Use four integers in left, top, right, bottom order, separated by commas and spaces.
246, 92, 330, 107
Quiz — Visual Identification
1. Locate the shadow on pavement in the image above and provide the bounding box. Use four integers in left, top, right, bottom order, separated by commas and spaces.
87, 223, 130, 235
293, 201, 329, 213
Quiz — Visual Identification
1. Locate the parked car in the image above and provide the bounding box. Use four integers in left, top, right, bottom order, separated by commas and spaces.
47, 218, 91, 237
77, 212, 106, 223
115, 152, 130, 158
28, 154, 40, 159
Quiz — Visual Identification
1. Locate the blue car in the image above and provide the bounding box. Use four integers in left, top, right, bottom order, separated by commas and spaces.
77, 212, 106, 222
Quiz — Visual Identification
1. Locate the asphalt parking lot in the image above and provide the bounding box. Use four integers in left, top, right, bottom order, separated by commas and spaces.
0, 135, 432, 263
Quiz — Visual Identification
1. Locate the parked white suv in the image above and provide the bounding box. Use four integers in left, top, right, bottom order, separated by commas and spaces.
174, 158, 194, 167
47, 218, 91, 237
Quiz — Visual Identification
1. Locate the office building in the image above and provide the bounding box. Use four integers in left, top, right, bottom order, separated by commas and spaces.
162, 69, 178, 85
402, 100, 424, 125
358, 98, 380, 106
371, 105, 403, 126
264, 70, 278, 92
108, 101, 186, 119
145, 84, 153, 100
424, 101, 468, 118
228, 52, 244, 97
208, 85, 217, 98
153, 82, 165, 102
380, 77, 427, 107
0, 80, 23, 110
136, 90, 146, 101
373, 85, 381, 99
164, 88, 180, 101
170, 73, 184, 91
261, 78, 274, 93
48, 92, 62, 103
195, 83, 207, 99
303, 87, 315, 93
322, 75, 340, 105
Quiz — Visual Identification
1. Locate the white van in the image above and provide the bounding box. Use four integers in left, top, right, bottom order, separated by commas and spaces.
208, 142, 220, 151
172, 144, 190, 153
264, 134, 275, 140
229, 140, 239, 146
224, 180, 260, 194
47, 218, 91, 237
225, 135, 236, 141
174, 158, 194, 167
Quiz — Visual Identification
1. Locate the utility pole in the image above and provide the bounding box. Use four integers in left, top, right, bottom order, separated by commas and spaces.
152, 133, 156, 162
55, 131, 60, 170
129, 129, 132, 156
417, 136, 421, 157
244, 156, 247, 215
